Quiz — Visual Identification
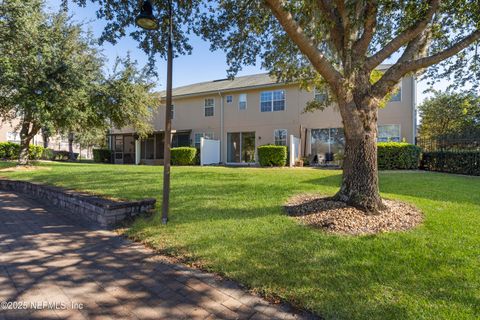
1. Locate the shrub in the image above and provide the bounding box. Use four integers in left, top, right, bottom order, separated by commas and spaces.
0, 142, 19, 159
258, 145, 287, 167
171, 147, 196, 165
41, 148, 55, 160
28, 145, 44, 160
93, 149, 112, 163
377, 142, 421, 170
421, 151, 480, 176
0, 142, 46, 160
51, 150, 78, 161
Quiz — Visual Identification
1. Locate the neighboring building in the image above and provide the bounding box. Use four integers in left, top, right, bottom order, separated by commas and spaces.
0, 119, 89, 158
110, 65, 417, 165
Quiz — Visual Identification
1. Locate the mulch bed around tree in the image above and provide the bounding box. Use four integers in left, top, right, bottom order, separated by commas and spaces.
284, 194, 423, 235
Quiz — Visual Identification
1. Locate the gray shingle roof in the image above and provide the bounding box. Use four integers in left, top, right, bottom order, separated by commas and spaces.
161, 73, 283, 98
162, 64, 392, 99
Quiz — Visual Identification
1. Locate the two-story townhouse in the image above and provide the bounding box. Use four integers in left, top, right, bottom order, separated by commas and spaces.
109, 65, 417, 165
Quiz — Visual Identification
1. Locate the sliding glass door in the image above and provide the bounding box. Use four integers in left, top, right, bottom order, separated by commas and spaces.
227, 132, 256, 163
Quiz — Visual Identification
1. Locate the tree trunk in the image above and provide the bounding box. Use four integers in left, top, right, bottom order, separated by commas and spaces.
42, 131, 50, 148
334, 101, 386, 214
18, 122, 33, 165
68, 132, 75, 161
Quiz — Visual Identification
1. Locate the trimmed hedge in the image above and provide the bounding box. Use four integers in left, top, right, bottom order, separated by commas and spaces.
0, 142, 46, 160
421, 151, 480, 176
171, 147, 196, 165
93, 149, 112, 163
258, 145, 287, 167
377, 142, 421, 170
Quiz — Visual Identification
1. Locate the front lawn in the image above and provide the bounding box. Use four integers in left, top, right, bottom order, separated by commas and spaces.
1, 161, 479, 319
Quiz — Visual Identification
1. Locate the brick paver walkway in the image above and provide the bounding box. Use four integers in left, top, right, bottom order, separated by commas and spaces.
0, 191, 314, 320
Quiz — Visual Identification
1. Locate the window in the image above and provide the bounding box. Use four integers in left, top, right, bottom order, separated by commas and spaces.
226, 95, 233, 104
390, 83, 402, 102
260, 90, 285, 112
239, 93, 247, 110
274, 129, 287, 146
378, 124, 401, 142
6, 132, 20, 143
204, 98, 215, 117
170, 105, 174, 119
194, 132, 214, 148
314, 88, 328, 103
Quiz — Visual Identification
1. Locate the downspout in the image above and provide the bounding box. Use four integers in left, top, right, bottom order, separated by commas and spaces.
218, 91, 224, 163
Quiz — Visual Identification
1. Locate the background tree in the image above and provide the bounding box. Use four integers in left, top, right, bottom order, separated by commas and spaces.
419, 91, 480, 139
74, 0, 480, 213
0, 0, 155, 164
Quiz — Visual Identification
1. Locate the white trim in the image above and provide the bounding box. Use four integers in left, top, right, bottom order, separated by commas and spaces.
204, 98, 215, 117
273, 129, 288, 146
238, 93, 247, 111
259, 89, 286, 112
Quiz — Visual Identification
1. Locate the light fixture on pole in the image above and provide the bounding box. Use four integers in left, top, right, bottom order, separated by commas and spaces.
136, 0, 173, 225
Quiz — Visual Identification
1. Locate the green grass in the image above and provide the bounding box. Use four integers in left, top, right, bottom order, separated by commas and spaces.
0, 161, 17, 169
1, 161, 479, 319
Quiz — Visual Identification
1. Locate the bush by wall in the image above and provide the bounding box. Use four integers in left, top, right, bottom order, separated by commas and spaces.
421, 151, 480, 176
0, 142, 46, 160
377, 142, 421, 170
171, 147, 196, 165
93, 149, 112, 163
258, 145, 287, 167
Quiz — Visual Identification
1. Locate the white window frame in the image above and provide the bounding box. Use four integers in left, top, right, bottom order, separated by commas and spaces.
226, 95, 233, 104
170, 104, 175, 119
390, 82, 402, 102
238, 93, 247, 111
204, 98, 215, 117
314, 88, 328, 103
378, 124, 401, 142
274, 129, 288, 146
194, 132, 214, 148
260, 90, 286, 112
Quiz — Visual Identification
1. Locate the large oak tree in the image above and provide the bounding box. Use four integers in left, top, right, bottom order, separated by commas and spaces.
74, 0, 480, 212
0, 0, 155, 164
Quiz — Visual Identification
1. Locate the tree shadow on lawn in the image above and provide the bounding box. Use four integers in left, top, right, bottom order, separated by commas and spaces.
158, 220, 479, 320
305, 171, 480, 206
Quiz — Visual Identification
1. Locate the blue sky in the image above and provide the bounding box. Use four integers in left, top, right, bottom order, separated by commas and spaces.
46, 0, 450, 104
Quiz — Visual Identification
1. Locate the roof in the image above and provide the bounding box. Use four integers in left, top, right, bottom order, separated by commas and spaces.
161, 73, 284, 99
161, 64, 393, 99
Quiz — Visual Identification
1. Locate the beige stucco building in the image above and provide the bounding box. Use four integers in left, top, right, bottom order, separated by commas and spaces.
0, 119, 89, 158
110, 67, 417, 165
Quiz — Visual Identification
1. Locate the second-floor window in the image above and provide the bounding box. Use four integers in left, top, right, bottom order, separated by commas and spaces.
204, 98, 214, 117
314, 88, 328, 103
170, 105, 174, 119
239, 93, 247, 110
226, 95, 233, 103
260, 90, 285, 112
390, 83, 402, 102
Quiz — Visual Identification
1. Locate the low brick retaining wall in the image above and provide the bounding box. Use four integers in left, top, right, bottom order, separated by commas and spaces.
0, 179, 156, 227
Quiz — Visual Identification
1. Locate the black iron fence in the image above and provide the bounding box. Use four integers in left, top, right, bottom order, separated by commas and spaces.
416, 136, 480, 152
416, 135, 480, 176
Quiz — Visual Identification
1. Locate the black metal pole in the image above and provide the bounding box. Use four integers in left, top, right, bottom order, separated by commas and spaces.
162, 0, 173, 225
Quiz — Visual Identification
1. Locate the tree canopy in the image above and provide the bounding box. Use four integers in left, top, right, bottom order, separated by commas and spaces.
0, 0, 156, 164
419, 91, 480, 139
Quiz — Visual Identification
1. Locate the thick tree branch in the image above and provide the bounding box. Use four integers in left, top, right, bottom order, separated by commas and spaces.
353, 1, 377, 57
373, 30, 480, 98
365, 0, 440, 70
264, 0, 343, 87
316, 0, 345, 58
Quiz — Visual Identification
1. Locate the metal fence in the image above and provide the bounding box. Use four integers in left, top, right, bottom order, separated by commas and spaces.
416, 136, 480, 152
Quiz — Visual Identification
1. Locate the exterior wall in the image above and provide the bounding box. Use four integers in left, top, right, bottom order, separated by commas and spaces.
0, 119, 90, 158
111, 75, 416, 164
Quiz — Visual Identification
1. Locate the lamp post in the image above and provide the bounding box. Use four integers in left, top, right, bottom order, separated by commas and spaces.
136, 0, 173, 225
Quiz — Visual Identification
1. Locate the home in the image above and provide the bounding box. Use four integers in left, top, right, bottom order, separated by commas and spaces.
109, 65, 416, 165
